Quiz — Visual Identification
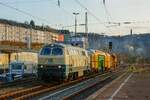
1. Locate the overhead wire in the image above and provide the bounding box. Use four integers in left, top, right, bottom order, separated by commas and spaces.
74, 0, 102, 23
74, 0, 113, 33
102, 0, 113, 23
0, 0, 76, 30
2, 0, 56, 4
101, 0, 123, 35
0, 2, 55, 26
2, 0, 72, 17
0, 0, 74, 29
45, 0, 74, 29
0, 0, 117, 33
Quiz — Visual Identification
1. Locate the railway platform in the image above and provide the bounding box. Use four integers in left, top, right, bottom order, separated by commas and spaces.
86, 66, 150, 100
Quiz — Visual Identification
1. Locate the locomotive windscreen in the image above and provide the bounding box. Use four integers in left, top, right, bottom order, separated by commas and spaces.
51, 47, 63, 55
40, 45, 63, 56
40, 47, 52, 55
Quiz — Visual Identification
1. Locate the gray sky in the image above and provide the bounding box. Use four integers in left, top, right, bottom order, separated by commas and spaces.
0, 0, 150, 35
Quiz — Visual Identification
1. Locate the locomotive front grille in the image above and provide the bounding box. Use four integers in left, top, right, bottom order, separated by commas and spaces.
37, 65, 66, 82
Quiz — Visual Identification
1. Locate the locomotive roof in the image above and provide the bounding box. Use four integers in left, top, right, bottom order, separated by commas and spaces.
45, 43, 86, 50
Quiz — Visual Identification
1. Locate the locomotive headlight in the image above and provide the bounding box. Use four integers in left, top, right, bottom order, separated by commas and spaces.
58, 65, 61, 68
40, 65, 43, 68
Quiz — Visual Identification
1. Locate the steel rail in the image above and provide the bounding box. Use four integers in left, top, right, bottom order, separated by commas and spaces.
0, 68, 124, 100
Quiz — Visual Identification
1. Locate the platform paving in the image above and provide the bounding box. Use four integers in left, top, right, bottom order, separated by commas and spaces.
86, 66, 150, 100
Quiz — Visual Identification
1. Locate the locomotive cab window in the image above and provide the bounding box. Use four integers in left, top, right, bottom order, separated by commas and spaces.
40, 47, 52, 55
52, 47, 63, 56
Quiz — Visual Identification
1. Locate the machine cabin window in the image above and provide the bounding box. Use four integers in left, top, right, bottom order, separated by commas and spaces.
52, 47, 63, 56
40, 47, 63, 56
40, 47, 52, 55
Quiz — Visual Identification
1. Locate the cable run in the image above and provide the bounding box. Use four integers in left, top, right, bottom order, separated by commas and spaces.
102, 0, 113, 23
74, 0, 113, 33
2, 0, 56, 4
0, 2, 53, 26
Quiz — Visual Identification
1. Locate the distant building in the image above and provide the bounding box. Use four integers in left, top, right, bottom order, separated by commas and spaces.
0, 19, 60, 49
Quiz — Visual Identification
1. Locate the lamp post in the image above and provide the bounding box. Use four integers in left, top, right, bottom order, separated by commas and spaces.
73, 12, 79, 39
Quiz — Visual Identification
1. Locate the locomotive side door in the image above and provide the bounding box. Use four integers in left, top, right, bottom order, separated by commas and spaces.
98, 55, 105, 72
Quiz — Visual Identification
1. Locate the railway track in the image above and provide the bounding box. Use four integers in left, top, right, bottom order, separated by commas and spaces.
39, 70, 125, 100
0, 84, 54, 100
63, 70, 126, 100
0, 67, 126, 100
40, 74, 112, 100
0, 72, 111, 100
0, 76, 42, 96
0, 76, 37, 88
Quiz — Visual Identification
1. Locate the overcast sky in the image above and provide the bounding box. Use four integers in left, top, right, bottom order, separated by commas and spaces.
0, 0, 150, 35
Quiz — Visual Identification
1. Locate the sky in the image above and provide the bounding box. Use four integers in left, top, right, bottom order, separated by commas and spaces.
0, 0, 150, 35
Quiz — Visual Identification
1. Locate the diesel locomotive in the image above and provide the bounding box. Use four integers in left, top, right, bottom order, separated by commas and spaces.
38, 43, 117, 82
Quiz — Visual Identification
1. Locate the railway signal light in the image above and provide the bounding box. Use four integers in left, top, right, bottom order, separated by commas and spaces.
109, 41, 112, 50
